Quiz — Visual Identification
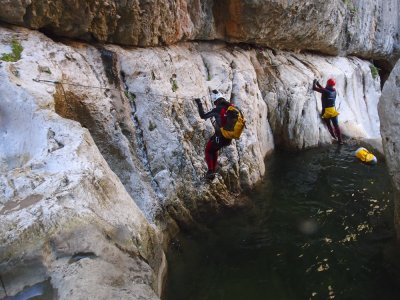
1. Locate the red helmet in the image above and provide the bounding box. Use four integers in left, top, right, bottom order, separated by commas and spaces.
327, 78, 336, 87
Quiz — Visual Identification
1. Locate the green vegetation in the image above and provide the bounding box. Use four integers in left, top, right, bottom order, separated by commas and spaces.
343, 0, 357, 14
370, 64, 380, 79
1, 39, 23, 62
170, 77, 178, 92
125, 91, 136, 103
205, 63, 211, 81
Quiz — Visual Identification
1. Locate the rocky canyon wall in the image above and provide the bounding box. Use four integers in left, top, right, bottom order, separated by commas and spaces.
0, 23, 383, 298
0, 28, 166, 299
0, 0, 399, 62
1, 0, 399, 299
379, 60, 400, 238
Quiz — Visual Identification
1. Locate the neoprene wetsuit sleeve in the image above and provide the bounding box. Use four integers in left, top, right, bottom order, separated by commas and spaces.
312, 85, 325, 93
312, 80, 325, 93
196, 101, 206, 117
196, 102, 218, 120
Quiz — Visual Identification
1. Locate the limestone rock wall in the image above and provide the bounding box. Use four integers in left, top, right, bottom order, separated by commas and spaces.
217, 0, 399, 59
0, 0, 398, 62
0, 0, 198, 46
254, 50, 381, 149
0, 25, 383, 298
379, 59, 400, 238
344, 0, 399, 59
0, 27, 165, 300
0, 2, 397, 299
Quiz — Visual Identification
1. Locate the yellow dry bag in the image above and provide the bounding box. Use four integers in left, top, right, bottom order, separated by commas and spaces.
322, 107, 339, 119
355, 147, 377, 164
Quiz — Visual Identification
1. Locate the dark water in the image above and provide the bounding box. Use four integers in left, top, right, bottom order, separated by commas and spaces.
164, 144, 400, 300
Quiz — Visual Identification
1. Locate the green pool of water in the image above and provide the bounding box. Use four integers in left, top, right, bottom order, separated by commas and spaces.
164, 144, 400, 300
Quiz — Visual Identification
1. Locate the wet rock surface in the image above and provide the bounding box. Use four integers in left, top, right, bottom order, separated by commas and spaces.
0, 20, 391, 300
379, 58, 400, 238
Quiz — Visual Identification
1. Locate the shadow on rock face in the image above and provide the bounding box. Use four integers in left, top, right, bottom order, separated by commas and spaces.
2, 279, 55, 300
0, 262, 57, 300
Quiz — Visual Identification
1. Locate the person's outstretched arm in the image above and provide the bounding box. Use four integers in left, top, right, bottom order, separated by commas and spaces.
312, 79, 325, 93
195, 98, 218, 120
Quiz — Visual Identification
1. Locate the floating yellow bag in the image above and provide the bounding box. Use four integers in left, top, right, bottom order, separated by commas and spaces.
355, 147, 377, 164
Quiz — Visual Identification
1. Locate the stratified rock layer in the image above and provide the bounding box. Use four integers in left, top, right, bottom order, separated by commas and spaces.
0, 0, 398, 62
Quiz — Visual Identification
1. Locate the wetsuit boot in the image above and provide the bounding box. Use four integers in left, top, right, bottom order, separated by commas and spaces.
205, 170, 216, 180
325, 120, 337, 140
334, 127, 343, 145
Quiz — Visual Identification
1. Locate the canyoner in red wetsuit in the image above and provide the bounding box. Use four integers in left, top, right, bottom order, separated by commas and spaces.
312, 78, 343, 145
194, 90, 236, 180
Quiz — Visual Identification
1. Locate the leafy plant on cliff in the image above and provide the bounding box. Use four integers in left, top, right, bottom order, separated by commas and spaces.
204, 62, 212, 81
170, 75, 179, 92
343, 0, 357, 15
1, 39, 23, 62
125, 91, 136, 104
370, 64, 380, 79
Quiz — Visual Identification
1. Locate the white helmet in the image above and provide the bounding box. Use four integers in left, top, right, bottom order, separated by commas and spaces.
211, 90, 225, 103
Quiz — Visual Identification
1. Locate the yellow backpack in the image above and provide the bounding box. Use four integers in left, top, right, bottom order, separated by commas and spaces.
220, 105, 246, 139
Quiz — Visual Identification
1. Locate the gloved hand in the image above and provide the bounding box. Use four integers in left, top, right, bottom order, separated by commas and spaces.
313, 79, 318, 85
194, 98, 201, 104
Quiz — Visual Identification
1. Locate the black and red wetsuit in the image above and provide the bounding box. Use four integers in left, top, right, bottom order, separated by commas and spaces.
196, 99, 232, 174
312, 80, 342, 143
